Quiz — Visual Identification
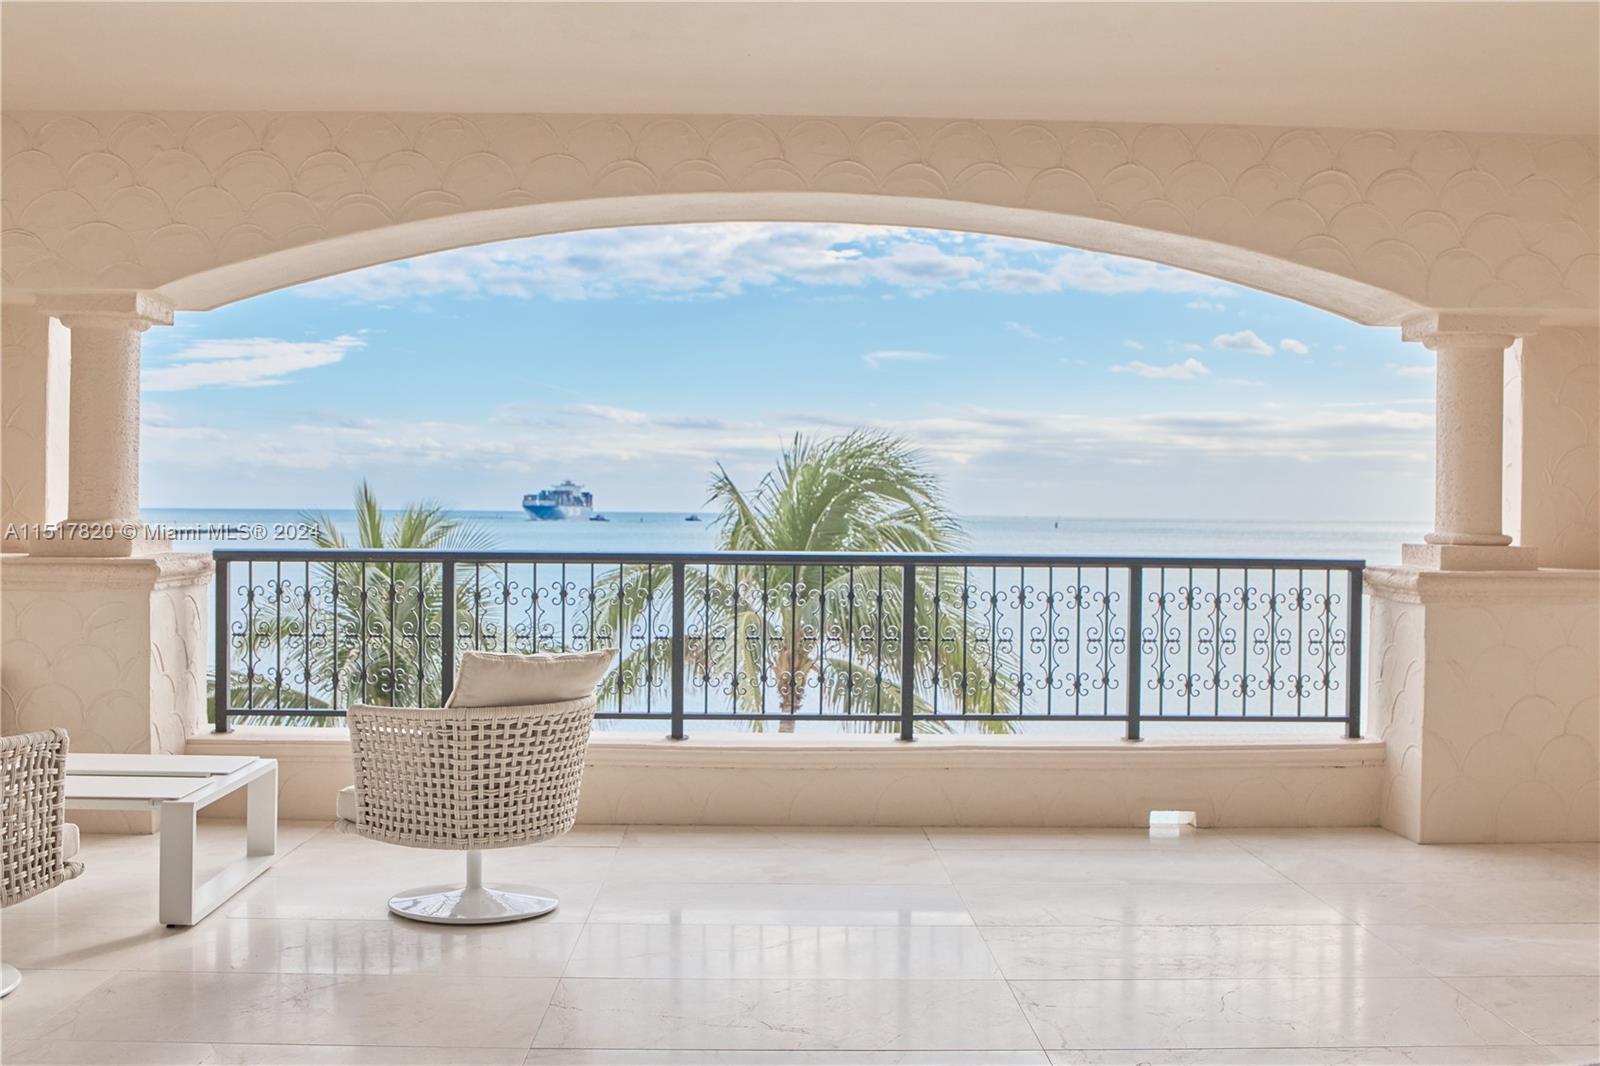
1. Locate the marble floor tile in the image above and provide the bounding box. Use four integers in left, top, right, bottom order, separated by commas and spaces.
1046, 1048, 1563, 1064
1307, 881, 1600, 925
525, 1053, 1050, 1064
604, 845, 951, 884
0, 969, 119, 1039
207, 1046, 528, 1064
587, 881, 974, 925
1546, 1047, 1600, 1065
0, 1042, 527, 1065
938, 848, 1286, 885
33, 970, 558, 1049
562, 923, 1001, 979
981, 924, 1424, 980
11, 823, 1600, 1065
1366, 924, 1600, 977
926, 828, 1245, 852
1450, 976, 1600, 1046
961, 880, 1348, 926
268, 836, 617, 883
531, 977, 1041, 1050
221, 873, 601, 923
1244, 844, 1597, 884
620, 825, 936, 851
5, 915, 583, 977
0, 1040, 218, 1066
1011, 976, 1530, 1049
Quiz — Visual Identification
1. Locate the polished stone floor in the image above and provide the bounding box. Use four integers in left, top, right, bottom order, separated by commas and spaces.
1, 822, 1596, 1065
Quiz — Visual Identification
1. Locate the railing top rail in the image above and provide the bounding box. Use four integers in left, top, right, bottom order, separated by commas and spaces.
212, 547, 1365, 570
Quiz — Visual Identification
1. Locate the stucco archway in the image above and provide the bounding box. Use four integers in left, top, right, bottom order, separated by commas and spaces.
3, 113, 1596, 325
156, 191, 1421, 324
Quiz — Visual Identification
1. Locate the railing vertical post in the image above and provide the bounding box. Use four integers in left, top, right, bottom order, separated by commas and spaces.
440, 560, 456, 706
1346, 565, 1363, 739
213, 557, 231, 733
670, 561, 686, 740
1125, 565, 1142, 742
899, 563, 917, 742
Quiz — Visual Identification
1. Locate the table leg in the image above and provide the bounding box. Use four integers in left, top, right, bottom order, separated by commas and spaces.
158, 762, 279, 927
159, 801, 198, 927
246, 763, 277, 857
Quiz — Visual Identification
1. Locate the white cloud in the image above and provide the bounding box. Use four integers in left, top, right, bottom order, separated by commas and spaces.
1110, 358, 1211, 381
1279, 338, 1310, 355
144, 399, 1434, 494
143, 335, 363, 391
1213, 330, 1275, 356
1388, 362, 1436, 379
1122, 340, 1145, 350
301, 223, 1234, 304
1187, 300, 1226, 311
1005, 321, 1042, 339
863, 349, 942, 370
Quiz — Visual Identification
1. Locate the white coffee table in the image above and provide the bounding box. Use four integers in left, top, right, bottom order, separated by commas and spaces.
64, 753, 278, 926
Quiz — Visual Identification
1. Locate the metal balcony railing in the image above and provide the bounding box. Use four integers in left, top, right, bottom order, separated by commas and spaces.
211, 549, 1363, 739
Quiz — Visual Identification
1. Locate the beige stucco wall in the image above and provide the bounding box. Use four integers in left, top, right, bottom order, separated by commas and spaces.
2, 112, 1595, 323
0, 553, 210, 751
1368, 566, 1600, 843
190, 729, 1384, 829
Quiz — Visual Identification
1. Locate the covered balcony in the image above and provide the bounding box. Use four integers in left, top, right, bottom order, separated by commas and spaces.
1, 1, 1597, 1062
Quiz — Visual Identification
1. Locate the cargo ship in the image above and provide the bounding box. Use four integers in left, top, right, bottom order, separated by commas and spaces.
522, 481, 594, 520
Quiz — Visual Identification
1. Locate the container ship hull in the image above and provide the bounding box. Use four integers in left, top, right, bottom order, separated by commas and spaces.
522, 502, 592, 520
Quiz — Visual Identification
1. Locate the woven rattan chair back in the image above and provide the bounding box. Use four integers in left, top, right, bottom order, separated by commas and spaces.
346, 697, 596, 851
2, 728, 83, 907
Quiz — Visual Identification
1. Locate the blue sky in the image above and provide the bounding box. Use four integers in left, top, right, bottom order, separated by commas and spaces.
140, 223, 1436, 521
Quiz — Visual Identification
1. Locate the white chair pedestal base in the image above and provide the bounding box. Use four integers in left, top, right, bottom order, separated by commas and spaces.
387, 850, 557, 925
1, 962, 22, 998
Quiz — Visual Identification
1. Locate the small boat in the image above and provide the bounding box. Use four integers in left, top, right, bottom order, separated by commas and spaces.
589, 514, 610, 522
685, 514, 703, 522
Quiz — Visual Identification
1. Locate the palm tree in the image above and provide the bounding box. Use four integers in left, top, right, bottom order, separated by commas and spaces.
216, 482, 493, 725
298, 481, 494, 710
598, 432, 1017, 732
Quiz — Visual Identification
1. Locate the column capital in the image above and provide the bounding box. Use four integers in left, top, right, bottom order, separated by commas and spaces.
36, 290, 174, 331
1400, 312, 1540, 350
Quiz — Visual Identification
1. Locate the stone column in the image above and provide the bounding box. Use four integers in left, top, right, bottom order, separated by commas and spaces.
1, 291, 207, 833
31, 291, 173, 558
1505, 326, 1600, 569
1, 297, 70, 552
1401, 313, 1539, 571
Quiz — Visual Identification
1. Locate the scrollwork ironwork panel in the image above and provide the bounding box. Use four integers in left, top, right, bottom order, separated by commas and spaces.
213, 550, 1360, 735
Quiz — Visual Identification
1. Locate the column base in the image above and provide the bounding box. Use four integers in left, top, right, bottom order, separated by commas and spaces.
1402, 542, 1539, 571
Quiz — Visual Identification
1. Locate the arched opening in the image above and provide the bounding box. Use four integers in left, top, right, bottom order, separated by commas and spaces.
157, 192, 1425, 327
142, 221, 1431, 739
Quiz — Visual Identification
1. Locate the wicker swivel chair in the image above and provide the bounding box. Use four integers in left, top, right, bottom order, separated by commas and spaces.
2, 729, 84, 996
342, 695, 597, 925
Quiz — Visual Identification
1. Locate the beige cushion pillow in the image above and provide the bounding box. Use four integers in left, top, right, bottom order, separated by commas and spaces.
446, 648, 617, 708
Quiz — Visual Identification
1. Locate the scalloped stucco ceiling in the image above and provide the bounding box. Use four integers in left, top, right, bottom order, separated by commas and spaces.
2, 2, 1596, 136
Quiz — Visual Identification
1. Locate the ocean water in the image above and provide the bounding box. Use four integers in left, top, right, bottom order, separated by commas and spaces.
144, 507, 1420, 565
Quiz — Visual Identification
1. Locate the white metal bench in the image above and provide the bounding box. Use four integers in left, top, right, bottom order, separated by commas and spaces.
64, 753, 278, 926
